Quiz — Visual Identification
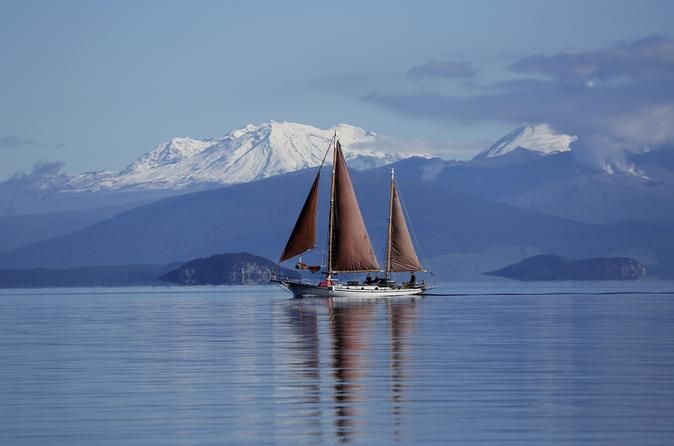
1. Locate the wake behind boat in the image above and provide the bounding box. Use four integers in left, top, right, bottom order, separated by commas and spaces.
273, 135, 428, 298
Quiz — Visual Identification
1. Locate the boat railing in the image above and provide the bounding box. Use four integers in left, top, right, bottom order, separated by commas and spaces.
271, 274, 318, 285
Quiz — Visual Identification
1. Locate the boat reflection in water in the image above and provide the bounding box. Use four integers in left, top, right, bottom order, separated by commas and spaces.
284, 302, 323, 443
387, 298, 417, 441
283, 297, 419, 443
329, 299, 376, 442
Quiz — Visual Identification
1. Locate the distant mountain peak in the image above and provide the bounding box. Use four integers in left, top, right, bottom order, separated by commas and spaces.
474, 123, 577, 159
121, 137, 218, 175
21, 121, 426, 193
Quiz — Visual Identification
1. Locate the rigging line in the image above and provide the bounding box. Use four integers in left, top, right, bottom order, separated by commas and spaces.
317, 132, 334, 170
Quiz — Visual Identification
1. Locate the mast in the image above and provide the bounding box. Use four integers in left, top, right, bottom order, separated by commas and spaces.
385, 168, 395, 279
326, 132, 338, 277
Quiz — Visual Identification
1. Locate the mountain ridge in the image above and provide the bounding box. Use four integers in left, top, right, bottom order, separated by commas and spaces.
0, 121, 429, 215
42, 121, 429, 192
2, 159, 672, 279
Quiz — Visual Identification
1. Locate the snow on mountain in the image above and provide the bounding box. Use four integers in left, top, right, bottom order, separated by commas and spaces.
600, 159, 650, 179
65, 121, 426, 192
474, 124, 651, 177
474, 124, 576, 159
123, 137, 218, 174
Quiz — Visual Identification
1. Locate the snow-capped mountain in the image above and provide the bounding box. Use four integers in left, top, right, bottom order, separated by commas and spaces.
474, 123, 576, 159
65, 121, 426, 191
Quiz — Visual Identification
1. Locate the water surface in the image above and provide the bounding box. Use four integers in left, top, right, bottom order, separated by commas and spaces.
1, 282, 674, 445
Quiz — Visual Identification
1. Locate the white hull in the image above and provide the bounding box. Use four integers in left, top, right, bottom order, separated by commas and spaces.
276, 280, 426, 299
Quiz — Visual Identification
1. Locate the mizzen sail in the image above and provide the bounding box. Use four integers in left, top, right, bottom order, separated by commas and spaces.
330, 142, 380, 272
387, 181, 423, 272
279, 171, 320, 262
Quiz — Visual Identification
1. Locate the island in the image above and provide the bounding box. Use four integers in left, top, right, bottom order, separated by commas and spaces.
160, 252, 298, 285
484, 255, 646, 281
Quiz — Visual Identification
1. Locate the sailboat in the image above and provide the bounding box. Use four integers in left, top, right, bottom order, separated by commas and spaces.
273, 135, 428, 298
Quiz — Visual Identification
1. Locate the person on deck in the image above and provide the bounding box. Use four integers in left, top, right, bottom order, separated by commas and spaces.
365, 273, 373, 285
409, 272, 416, 287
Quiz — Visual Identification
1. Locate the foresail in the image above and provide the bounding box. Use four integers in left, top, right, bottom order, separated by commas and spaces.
331, 142, 380, 272
389, 183, 423, 272
279, 171, 320, 262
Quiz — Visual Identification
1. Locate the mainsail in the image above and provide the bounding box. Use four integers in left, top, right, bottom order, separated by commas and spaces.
330, 142, 380, 272
386, 175, 423, 272
279, 171, 321, 262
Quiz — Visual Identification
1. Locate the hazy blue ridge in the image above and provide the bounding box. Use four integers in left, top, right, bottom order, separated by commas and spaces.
0, 264, 180, 288
0, 158, 672, 279
0, 203, 148, 253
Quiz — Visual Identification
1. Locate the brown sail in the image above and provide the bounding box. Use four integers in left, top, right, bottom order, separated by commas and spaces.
279, 171, 320, 262
388, 182, 423, 272
331, 142, 380, 272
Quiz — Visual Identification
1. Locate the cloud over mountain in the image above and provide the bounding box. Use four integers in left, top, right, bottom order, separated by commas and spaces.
0, 136, 65, 152
7, 161, 67, 185
510, 35, 674, 84
367, 35, 674, 169
0, 136, 36, 149
407, 60, 476, 81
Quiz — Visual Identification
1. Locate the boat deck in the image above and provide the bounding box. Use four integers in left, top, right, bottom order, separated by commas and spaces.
276, 280, 427, 298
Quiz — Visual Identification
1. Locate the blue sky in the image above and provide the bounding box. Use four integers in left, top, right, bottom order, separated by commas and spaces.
2, 0, 674, 180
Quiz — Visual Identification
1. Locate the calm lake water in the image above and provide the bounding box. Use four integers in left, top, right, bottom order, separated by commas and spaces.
1, 281, 674, 445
